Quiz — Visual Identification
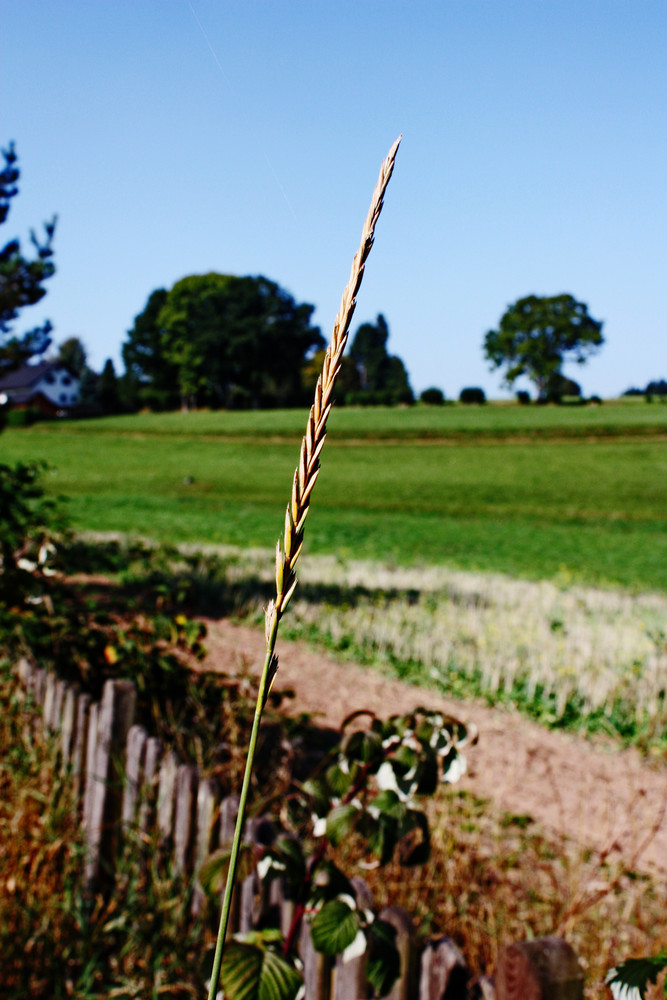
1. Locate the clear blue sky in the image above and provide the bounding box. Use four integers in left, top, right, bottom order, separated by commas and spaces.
4, 1, 666, 399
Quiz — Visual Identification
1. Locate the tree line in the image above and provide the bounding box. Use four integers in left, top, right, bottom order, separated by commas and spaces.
4, 140, 631, 418
118, 276, 413, 412
63, 278, 414, 415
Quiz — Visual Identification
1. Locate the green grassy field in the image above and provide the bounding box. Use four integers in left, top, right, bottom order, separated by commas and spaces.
3, 401, 667, 591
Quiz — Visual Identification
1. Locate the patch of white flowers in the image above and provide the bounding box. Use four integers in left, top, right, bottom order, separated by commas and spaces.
201, 546, 667, 728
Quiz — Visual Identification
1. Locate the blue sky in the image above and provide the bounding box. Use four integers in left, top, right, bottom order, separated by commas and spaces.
3, 1, 666, 399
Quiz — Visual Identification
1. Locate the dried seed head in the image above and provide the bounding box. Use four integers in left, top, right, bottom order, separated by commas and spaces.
266, 137, 401, 645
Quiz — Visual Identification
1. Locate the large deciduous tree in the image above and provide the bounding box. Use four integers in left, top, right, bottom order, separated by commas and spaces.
484, 294, 604, 399
0, 142, 57, 372
123, 274, 324, 410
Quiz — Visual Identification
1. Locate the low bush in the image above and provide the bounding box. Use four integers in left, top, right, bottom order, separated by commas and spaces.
459, 386, 486, 404
420, 387, 445, 406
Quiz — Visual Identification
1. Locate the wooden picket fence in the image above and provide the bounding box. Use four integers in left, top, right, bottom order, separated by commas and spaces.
14, 659, 586, 1000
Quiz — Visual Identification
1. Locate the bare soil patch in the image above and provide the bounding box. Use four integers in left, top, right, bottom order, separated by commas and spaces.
200, 617, 667, 877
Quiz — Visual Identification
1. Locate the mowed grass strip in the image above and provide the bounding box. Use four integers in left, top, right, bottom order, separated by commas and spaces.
18, 398, 667, 442
3, 408, 667, 591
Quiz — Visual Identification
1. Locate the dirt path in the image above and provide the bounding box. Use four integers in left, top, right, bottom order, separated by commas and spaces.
200, 617, 667, 877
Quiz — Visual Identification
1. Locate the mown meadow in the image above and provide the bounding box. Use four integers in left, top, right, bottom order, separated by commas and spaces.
3, 399, 667, 591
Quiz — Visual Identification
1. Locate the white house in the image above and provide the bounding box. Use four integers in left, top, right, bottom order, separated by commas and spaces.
0, 360, 80, 415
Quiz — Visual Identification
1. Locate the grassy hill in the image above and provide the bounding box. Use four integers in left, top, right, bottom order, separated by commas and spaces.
3, 400, 666, 591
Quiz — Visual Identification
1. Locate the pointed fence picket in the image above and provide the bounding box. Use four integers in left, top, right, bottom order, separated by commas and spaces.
13, 658, 585, 1000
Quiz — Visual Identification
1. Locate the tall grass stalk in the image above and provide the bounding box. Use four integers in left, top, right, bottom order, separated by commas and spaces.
207, 136, 401, 1000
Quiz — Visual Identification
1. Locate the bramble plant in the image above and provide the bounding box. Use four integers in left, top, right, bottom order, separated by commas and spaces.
200, 707, 475, 999
204, 137, 403, 1000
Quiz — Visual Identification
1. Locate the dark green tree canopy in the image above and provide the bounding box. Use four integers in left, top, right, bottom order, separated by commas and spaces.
122, 288, 177, 410
98, 358, 120, 413
484, 294, 604, 398
348, 314, 413, 405
56, 336, 87, 377
0, 142, 57, 371
123, 274, 323, 410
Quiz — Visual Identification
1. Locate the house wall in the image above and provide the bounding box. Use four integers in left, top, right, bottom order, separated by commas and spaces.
36, 366, 80, 407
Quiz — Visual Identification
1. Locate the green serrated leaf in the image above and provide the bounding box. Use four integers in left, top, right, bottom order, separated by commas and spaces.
309, 861, 355, 907
198, 842, 254, 897
372, 789, 406, 821
606, 953, 667, 1000
415, 719, 434, 744
259, 947, 303, 1000
326, 802, 359, 845
311, 899, 360, 956
358, 810, 398, 866
400, 810, 430, 866
366, 919, 400, 998
344, 729, 383, 766
392, 745, 419, 777
415, 751, 439, 796
326, 763, 353, 798
272, 836, 306, 889
220, 937, 303, 1000
220, 942, 263, 1000
301, 777, 330, 817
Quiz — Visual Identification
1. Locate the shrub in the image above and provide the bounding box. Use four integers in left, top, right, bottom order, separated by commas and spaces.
459, 386, 486, 404
5, 407, 42, 427
420, 387, 445, 406
516, 390, 531, 405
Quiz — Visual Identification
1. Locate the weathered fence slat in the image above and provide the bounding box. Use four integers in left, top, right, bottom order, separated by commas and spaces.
82, 701, 99, 831
174, 763, 198, 875
419, 936, 469, 1000
219, 794, 241, 937
139, 735, 163, 833
122, 724, 148, 826
379, 906, 418, 1000
496, 937, 584, 1000
192, 776, 221, 917
83, 680, 136, 888
42, 670, 57, 731
331, 877, 374, 1000
71, 691, 92, 803
301, 918, 332, 1000
33, 666, 46, 707
60, 682, 80, 773
157, 749, 179, 845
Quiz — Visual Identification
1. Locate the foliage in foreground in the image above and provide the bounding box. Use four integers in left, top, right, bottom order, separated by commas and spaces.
606, 953, 667, 1000
200, 707, 473, 1000
1, 140, 57, 374
0, 661, 209, 998
3, 658, 667, 1000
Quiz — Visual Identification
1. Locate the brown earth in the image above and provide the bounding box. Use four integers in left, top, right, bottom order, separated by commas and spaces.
199, 617, 667, 878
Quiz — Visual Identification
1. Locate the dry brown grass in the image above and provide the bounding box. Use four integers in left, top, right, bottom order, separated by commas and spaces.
333, 786, 667, 999
0, 683, 85, 997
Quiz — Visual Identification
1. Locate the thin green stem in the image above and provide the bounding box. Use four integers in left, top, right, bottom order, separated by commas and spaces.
207, 616, 279, 1000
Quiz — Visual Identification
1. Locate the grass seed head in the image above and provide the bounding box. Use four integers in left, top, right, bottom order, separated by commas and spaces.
270, 136, 401, 629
